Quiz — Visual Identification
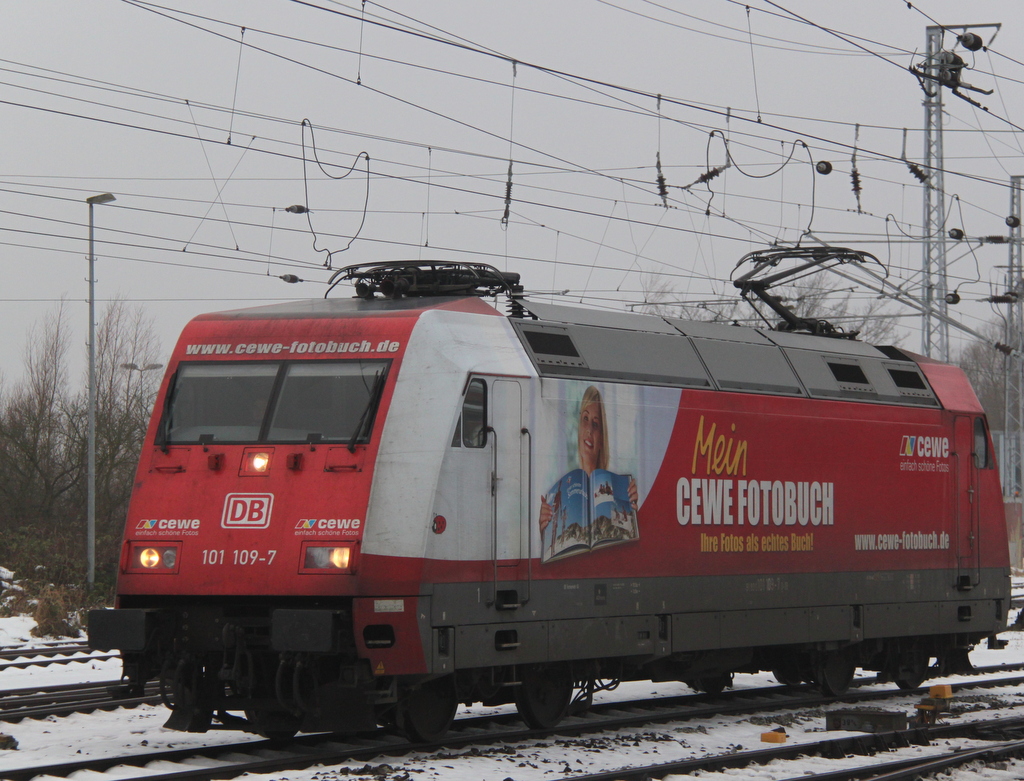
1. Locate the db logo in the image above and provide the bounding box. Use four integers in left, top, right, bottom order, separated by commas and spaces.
222, 493, 274, 529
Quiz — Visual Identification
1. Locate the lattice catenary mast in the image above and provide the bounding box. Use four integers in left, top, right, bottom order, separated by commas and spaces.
1004, 176, 1023, 498
921, 25, 949, 360
919, 23, 998, 360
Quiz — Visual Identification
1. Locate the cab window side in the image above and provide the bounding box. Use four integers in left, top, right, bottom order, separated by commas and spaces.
461, 378, 487, 448
974, 416, 992, 469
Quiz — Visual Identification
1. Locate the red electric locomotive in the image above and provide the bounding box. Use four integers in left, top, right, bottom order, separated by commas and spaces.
89, 259, 1011, 741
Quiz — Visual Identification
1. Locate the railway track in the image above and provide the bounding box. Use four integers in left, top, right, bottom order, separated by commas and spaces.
0, 642, 91, 658
0, 644, 116, 671
0, 644, 155, 723
0, 679, 160, 723
542, 717, 1024, 781
4, 669, 1024, 781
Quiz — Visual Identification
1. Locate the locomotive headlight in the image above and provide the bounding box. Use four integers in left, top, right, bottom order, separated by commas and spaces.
329, 547, 351, 569
129, 543, 181, 573
240, 448, 274, 476
140, 548, 161, 568
301, 544, 355, 572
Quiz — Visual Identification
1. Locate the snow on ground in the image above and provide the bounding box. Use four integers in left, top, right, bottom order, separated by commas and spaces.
0, 582, 1020, 781
0, 617, 40, 648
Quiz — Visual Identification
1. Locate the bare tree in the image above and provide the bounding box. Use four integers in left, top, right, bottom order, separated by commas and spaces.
777, 281, 902, 345
0, 300, 161, 591
638, 273, 744, 323
639, 273, 903, 346
955, 320, 1006, 428
91, 299, 162, 579
0, 305, 82, 583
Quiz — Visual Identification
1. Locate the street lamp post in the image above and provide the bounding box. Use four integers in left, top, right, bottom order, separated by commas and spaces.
86, 192, 115, 587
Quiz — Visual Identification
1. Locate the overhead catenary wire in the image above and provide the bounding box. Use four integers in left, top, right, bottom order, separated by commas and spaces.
591, 0, 912, 57
746, 6, 764, 123
0, 196, 737, 291
124, 0, 1024, 201
0, 0, 1011, 341
14, 0, 1015, 191
500, 61, 517, 231
299, 119, 371, 268
0, 26, 1015, 210
0, 24, 1007, 403
0, 142, 999, 296
226, 26, 246, 145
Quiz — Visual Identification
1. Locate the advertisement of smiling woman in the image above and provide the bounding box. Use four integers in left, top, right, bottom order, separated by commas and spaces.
535, 380, 680, 564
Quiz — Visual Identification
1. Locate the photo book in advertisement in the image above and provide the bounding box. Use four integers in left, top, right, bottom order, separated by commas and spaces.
540, 469, 638, 563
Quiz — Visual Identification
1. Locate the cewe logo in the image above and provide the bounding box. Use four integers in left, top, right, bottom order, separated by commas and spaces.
136, 519, 200, 531
899, 436, 916, 457
294, 518, 362, 531
222, 494, 274, 529
899, 434, 949, 459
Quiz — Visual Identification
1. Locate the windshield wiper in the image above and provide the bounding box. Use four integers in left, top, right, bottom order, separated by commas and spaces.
348, 370, 387, 453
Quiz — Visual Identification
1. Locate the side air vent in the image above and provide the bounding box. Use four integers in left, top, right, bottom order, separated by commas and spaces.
828, 362, 870, 386
884, 364, 936, 405
826, 360, 877, 397
518, 326, 588, 369
523, 330, 580, 358
889, 368, 927, 390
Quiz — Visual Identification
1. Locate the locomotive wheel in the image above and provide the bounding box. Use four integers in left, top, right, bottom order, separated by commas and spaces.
515, 663, 573, 730
893, 655, 930, 691
244, 708, 300, 741
396, 675, 458, 743
771, 663, 804, 687
816, 651, 855, 696
695, 674, 732, 696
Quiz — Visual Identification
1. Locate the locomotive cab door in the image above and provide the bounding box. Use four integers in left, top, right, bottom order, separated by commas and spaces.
953, 415, 981, 589
490, 378, 528, 608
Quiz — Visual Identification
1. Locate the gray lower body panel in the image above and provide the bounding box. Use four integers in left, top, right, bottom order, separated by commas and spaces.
423, 567, 1009, 673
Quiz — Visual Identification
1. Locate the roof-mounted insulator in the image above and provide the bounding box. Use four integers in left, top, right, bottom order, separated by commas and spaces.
507, 295, 533, 319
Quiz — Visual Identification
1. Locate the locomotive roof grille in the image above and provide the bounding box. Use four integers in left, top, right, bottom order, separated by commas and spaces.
513, 305, 938, 407
327, 261, 523, 301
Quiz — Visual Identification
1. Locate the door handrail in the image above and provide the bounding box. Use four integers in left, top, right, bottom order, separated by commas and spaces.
522, 426, 532, 606
488, 425, 497, 607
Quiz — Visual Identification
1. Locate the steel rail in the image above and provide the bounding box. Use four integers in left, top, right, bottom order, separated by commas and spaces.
543, 720, 1024, 781
0, 644, 91, 660
0, 644, 117, 671
0, 681, 161, 722
4, 670, 1024, 781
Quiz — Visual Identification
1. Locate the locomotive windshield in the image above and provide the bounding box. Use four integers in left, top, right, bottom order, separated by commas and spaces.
161, 360, 388, 444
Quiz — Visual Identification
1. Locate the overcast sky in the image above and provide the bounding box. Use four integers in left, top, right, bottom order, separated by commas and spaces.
2, 0, 1023, 383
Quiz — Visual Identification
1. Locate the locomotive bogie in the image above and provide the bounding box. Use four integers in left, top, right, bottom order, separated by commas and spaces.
89, 288, 1011, 740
